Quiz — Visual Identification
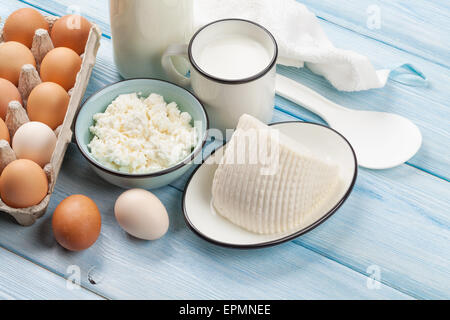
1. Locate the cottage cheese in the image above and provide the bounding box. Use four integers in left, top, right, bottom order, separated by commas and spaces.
88, 93, 197, 174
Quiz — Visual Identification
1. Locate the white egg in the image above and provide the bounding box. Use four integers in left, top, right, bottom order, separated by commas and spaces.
114, 189, 169, 240
12, 121, 57, 167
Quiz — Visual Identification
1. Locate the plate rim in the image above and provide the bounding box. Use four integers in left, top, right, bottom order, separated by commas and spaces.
182, 121, 358, 249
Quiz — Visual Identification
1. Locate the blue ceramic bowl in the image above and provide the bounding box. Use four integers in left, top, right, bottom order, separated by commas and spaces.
75, 78, 209, 189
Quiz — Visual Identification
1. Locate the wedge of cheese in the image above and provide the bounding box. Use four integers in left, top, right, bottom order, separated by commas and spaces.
212, 114, 339, 234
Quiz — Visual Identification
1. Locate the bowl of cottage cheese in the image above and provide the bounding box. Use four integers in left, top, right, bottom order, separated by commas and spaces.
74, 78, 208, 189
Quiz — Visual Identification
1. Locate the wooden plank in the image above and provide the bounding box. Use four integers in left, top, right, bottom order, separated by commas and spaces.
0, 144, 412, 299
0, 0, 446, 300
0, 247, 103, 299
16, 0, 450, 180
169, 138, 450, 299
294, 166, 450, 299
300, 0, 450, 68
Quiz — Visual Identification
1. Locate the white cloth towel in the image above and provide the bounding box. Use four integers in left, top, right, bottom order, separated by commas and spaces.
195, 0, 391, 92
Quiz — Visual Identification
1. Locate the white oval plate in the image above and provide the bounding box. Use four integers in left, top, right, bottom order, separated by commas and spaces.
182, 121, 358, 248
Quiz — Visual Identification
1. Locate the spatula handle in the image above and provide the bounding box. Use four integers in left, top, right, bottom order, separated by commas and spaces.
276, 74, 346, 123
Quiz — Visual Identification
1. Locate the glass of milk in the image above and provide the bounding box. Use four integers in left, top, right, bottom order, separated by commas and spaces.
162, 19, 278, 132
109, 0, 193, 79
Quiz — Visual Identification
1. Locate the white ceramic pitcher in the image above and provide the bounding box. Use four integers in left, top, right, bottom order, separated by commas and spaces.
109, 0, 194, 79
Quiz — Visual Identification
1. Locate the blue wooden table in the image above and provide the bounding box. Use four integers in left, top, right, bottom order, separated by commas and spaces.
0, 0, 448, 300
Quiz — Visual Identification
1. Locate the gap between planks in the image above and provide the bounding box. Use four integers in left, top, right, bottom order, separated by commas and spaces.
313, 15, 450, 70
293, 240, 420, 300
0, 243, 109, 300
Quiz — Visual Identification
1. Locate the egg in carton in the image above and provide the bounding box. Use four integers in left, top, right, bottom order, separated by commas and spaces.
0, 15, 101, 226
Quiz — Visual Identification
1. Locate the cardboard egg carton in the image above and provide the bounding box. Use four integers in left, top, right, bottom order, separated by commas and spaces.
0, 16, 101, 226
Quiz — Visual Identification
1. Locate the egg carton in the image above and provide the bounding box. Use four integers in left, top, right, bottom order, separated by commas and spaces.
0, 16, 101, 226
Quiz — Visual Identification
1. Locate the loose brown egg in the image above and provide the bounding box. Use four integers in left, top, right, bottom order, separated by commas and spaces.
27, 82, 69, 130
3, 8, 49, 48
52, 195, 102, 251
0, 78, 22, 120
40, 47, 82, 91
0, 118, 10, 144
0, 159, 48, 208
0, 41, 36, 86
51, 14, 92, 55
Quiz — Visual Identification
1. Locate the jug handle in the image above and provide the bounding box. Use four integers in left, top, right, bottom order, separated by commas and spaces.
162, 44, 191, 88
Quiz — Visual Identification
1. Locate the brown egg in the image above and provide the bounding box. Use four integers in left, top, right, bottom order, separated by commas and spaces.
0, 41, 36, 86
0, 118, 10, 144
51, 14, 92, 55
0, 159, 48, 208
27, 82, 69, 130
0, 78, 22, 120
40, 47, 82, 91
52, 195, 102, 251
3, 8, 49, 48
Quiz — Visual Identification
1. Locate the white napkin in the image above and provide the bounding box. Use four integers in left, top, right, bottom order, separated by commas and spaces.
195, 0, 391, 92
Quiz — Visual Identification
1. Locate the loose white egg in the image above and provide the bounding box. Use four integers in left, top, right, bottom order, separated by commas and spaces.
12, 121, 57, 167
114, 189, 169, 240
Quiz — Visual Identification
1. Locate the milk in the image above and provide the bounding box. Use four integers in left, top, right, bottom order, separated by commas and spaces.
197, 34, 272, 80
109, 0, 193, 79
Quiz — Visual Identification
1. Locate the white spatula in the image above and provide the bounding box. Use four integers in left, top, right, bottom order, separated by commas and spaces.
276, 74, 422, 169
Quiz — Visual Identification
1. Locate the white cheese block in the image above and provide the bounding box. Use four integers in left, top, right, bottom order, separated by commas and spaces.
212, 114, 339, 234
